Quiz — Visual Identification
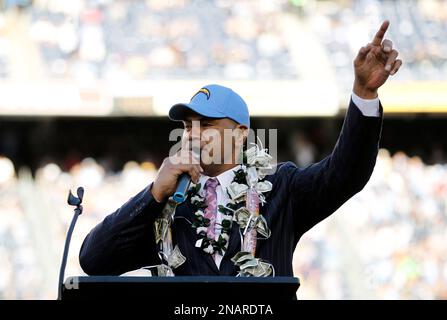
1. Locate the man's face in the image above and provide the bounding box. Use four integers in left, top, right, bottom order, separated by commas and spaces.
181, 111, 248, 167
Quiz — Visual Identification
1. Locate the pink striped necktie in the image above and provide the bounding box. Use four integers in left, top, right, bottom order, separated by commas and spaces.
204, 178, 219, 240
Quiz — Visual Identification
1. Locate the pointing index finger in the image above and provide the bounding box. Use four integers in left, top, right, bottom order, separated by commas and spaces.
372, 20, 390, 46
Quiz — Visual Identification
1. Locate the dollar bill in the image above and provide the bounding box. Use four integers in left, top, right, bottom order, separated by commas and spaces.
156, 264, 175, 277
167, 245, 186, 269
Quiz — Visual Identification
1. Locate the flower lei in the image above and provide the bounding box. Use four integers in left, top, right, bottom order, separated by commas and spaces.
188, 143, 275, 276
188, 172, 242, 256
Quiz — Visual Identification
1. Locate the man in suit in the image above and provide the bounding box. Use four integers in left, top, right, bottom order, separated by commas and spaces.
79, 21, 402, 277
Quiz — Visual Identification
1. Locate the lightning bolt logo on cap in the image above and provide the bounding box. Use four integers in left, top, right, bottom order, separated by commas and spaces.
169, 84, 250, 127
191, 88, 211, 101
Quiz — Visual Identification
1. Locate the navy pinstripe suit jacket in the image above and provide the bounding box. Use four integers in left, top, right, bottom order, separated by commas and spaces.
79, 99, 383, 276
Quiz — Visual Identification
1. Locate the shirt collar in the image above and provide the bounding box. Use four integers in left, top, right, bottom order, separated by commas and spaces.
198, 164, 241, 191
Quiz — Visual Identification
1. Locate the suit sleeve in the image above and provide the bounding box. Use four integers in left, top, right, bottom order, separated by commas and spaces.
79, 183, 166, 275
286, 98, 383, 235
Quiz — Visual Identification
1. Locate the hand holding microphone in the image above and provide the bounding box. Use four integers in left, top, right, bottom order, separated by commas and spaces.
151, 149, 203, 203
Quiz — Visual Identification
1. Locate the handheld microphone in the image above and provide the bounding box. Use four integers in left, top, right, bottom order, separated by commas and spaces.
173, 173, 191, 203
172, 147, 200, 203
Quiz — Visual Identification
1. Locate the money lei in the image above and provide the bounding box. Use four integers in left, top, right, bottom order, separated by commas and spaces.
152, 143, 274, 277
153, 197, 186, 275
191, 144, 275, 277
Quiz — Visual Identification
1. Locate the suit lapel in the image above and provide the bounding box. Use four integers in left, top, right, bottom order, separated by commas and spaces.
223, 218, 242, 258
223, 201, 244, 260
177, 197, 194, 222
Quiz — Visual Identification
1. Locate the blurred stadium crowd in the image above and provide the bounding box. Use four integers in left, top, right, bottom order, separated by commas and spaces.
1, 0, 297, 80
310, 0, 447, 88
293, 150, 447, 299
1, 148, 446, 299
0, 0, 446, 85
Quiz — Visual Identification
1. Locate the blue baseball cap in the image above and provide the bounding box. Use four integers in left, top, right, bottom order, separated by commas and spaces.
169, 84, 250, 127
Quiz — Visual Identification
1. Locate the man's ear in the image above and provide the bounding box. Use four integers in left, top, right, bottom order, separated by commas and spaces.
234, 125, 249, 141
232, 125, 248, 152
230, 125, 248, 163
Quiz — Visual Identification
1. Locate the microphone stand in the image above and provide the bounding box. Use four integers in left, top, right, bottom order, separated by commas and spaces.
57, 187, 84, 300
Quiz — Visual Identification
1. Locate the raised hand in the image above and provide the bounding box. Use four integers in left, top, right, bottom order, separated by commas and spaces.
353, 20, 402, 99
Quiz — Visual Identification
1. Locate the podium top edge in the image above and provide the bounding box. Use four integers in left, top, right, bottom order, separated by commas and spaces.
65, 275, 300, 285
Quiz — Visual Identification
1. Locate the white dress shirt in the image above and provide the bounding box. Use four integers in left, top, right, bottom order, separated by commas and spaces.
196, 93, 380, 269
351, 92, 380, 117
